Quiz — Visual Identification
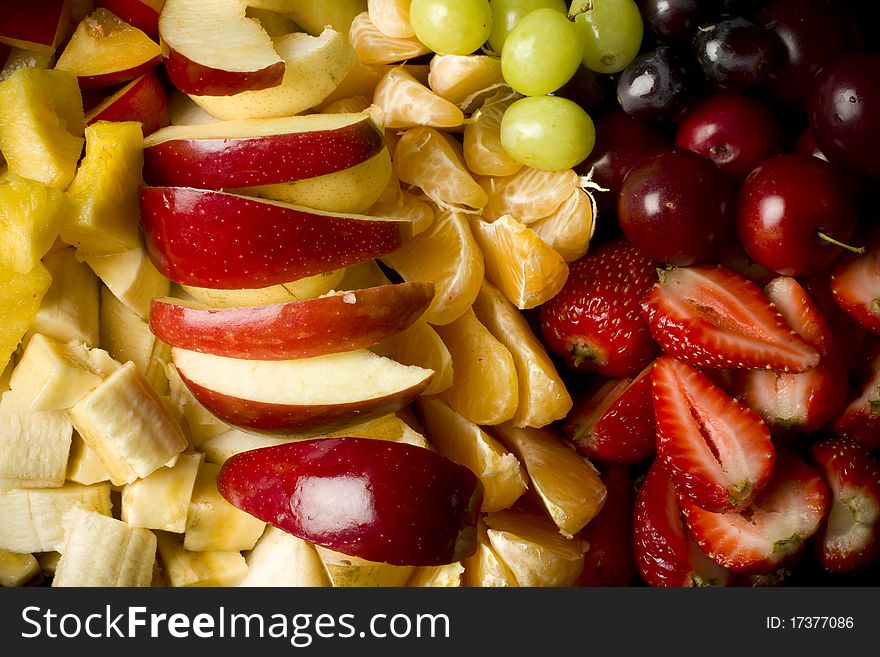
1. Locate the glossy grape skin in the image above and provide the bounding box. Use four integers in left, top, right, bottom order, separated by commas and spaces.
571, 0, 644, 74
500, 95, 596, 171
693, 17, 777, 90
616, 46, 695, 123
409, 0, 493, 55
808, 52, 880, 179
639, 0, 706, 44
617, 149, 735, 265
487, 0, 567, 52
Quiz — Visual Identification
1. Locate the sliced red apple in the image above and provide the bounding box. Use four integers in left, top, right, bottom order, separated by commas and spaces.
142, 110, 384, 189
216, 437, 482, 566
140, 186, 413, 289
158, 0, 284, 96
149, 281, 434, 360
85, 71, 170, 135
171, 347, 434, 435
0, 0, 71, 56
96, 0, 164, 40
54, 8, 162, 88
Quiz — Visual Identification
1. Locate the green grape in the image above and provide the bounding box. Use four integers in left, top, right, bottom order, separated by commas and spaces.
487, 0, 568, 53
410, 0, 493, 56
500, 95, 596, 171
570, 0, 644, 74
500, 8, 584, 96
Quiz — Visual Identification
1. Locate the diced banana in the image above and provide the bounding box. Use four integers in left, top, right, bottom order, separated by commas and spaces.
29, 247, 99, 347
0, 482, 112, 553
122, 451, 204, 533
199, 428, 297, 466
165, 363, 229, 446
65, 432, 111, 485
98, 285, 155, 376
155, 532, 248, 587
0, 549, 41, 587
241, 526, 331, 587
52, 505, 157, 587
0, 389, 73, 488
79, 245, 170, 320
69, 361, 188, 486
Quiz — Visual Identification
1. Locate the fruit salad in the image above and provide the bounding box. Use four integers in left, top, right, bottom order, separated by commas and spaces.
0, 0, 878, 589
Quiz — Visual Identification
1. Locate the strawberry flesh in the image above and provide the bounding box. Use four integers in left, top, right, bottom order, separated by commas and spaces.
833, 347, 880, 450
830, 239, 880, 335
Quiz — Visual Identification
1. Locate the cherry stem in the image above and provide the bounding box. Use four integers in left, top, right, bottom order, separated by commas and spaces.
566, 1, 592, 21
815, 230, 865, 254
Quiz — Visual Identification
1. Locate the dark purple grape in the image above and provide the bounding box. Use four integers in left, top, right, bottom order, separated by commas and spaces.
693, 17, 777, 89
616, 46, 696, 123
704, 0, 770, 19
639, 0, 706, 44
556, 65, 612, 116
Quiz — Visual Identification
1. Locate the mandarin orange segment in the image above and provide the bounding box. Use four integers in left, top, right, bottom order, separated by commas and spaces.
367, 186, 436, 236
381, 209, 484, 325
374, 319, 454, 395
472, 280, 572, 428
480, 166, 580, 224
319, 94, 372, 114
373, 66, 464, 130
435, 307, 518, 426
367, 0, 415, 38
349, 11, 431, 65
463, 92, 522, 178
470, 215, 569, 310
531, 187, 596, 263
492, 423, 607, 538
462, 517, 518, 587
427, 54, 506, 112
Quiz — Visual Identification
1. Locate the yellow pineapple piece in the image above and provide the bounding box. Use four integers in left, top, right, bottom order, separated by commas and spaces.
60, 120, 144, 255
0, 261, 52, 371
0, 67, 84, 189
0, 174, 65, 273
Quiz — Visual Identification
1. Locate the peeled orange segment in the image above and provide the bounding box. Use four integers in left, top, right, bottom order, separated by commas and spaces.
324, 412, 431, 450
367, 0, 415, 38
395, 126, 487, 212
381, 210, 484, 326
471, 215, 569, 310
373, 319, 454, 395
368, 188, 435, 236
373, 66, 464, 130
418, 395, 528, 512
463, 92, 522, 177
320, 95, 372, 114
492, 423, 607, 538
531, 187, 596, 263
473, 280, 572, 429
427, 54, 506, 111
435, 307, 518, 426
480, 166, 581, 224
349, 11, 431, 65
462, 517, 518, 586
484, 507, 588, 587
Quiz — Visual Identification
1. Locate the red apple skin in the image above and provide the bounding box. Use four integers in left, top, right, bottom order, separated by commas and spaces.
0, 0, 69, 54
96, 0, 162, 40
161, 45, 285, 97
86, 70, 170, 135
142, 117, 384, 189
175, 368, 433, 436
217, 438, 483, 566
76, 54, 163, 89
139, 186, 412, 289
149, 281, 434, 359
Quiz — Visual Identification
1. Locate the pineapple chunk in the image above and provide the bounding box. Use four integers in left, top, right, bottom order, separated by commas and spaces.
0, 549, 41, 587
30, 246, 100, 347
121, 451, 204, 533
0, 261, 52, 372
0, 47, 53, 82
0, 482, 112, 553
0, 174, 65, 273
69, 361, 189, 486
155, 532, 248, 587
80, 245, 170, 320
0, 67, 84, 188
60, 120, 144, 255
0, 389, 73, 488
52, 505, 157, 587
65, 432, 111, 485
184, 461, 266, 552
241, 526, 331, 587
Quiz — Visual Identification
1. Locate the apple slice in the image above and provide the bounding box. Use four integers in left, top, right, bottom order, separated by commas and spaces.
149, 281, 433, 360
96, 0, 164, 39
216, 437, 483, 566
171, 347, 434, 435
158, 0, 284, 96
178, 269, 346, 309
140, 186, 412, 289
54, 8, 162, 88
0, 0, 71, 56
85, 71, 170, 136
142, 110, 384, 189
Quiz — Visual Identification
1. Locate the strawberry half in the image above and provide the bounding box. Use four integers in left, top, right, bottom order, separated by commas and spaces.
832, 347, 880, 450
730, 276, 848, 433
809, 436, 880, 574
830, 238, 880, 335
653, 356, 775, 512
578, 466, 638, 587
562, 362, 655, 465
633, 458, 731, 587
682, 449, 829, 575
639, 264, 820, 372
539, 237, 659, 378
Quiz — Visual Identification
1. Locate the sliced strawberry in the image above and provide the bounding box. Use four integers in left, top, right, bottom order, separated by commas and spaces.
653, 356, 775, 512
801, 271, 870, 374
539, 237, 659, 378
683, 449, 829, 575
639, 264, 820, 372
730, 276, 848, 433
563, 362, 655, 465
634, 458, 731, 587
830, 238, 880, 335
809, 436, 880, 574
833, 347, 880, 450
578, 466, 638, 587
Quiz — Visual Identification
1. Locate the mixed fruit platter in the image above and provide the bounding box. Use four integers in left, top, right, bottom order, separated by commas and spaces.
0, 0, 878, 588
